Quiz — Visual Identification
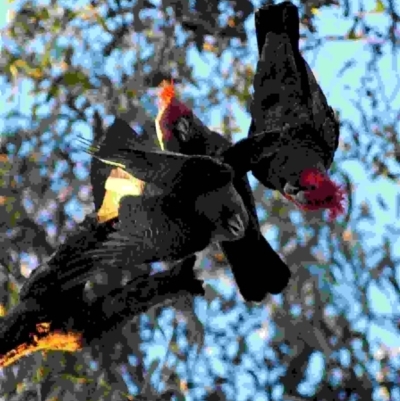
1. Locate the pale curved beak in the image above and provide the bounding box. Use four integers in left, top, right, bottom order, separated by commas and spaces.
283, 182, 301, 196
293, 191, 309, 205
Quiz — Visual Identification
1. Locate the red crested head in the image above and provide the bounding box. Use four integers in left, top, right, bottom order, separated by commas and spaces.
155, 80, 192, 149
284, 168, 346, 221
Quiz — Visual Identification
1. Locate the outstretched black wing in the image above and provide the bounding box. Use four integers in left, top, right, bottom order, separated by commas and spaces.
82, 131, 234, 197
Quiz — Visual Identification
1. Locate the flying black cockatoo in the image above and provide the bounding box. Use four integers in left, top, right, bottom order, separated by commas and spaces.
249, 0, 345, 220
155, 81, 291, 302
56, 118, 284, 291
19, 148, 240, 296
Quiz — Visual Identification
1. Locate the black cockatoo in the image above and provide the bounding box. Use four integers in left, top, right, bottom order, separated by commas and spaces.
21, 149, 243, 295
60, 118, 284, 291
155, 81, 291, 302
249, 0, 345, 221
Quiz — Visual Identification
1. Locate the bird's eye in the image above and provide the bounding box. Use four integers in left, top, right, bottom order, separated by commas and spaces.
174, 117, 191, 141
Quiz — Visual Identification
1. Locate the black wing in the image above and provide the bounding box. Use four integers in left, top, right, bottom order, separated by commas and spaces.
89, 111, 110, 211
83, 138, 233, 196
19, 215, 119, 301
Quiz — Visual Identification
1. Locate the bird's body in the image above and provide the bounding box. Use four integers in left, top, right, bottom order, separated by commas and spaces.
249, 1, 345, 220
99, 183, 248, 264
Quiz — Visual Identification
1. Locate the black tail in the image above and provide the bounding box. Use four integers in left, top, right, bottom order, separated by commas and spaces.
255, 1, 313, 114
255, 1, 339, 169
255, 1, 300, 56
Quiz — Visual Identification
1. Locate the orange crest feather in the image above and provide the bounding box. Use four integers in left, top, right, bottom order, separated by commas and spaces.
159, 79, 175, 108
155, 79, 192, 147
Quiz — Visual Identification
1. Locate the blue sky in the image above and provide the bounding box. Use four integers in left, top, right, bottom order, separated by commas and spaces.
0, 0, 399, 398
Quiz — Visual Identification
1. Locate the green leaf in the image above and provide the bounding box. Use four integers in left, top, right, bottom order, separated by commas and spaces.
46, 84, 61, 102
347, 27, 362, 40
8, 281, 19, 307
53, 18, 62, 32
38, 8, 50, 21
65, 8, 78, 21
95, 14, 108, 31
53, 44, 66, 61
374, 0, 385, 13
63, 71, 92, 89
42, 41, 54, 68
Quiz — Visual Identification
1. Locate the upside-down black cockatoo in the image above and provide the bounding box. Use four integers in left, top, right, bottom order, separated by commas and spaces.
249, 0, 345, 221
155, 81, 292, 302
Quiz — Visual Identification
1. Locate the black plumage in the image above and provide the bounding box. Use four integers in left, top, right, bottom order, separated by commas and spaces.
156, 83, 291, 302
20, 117, 252, 300
60, 118, 255, 290
249, 1, 344, 219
